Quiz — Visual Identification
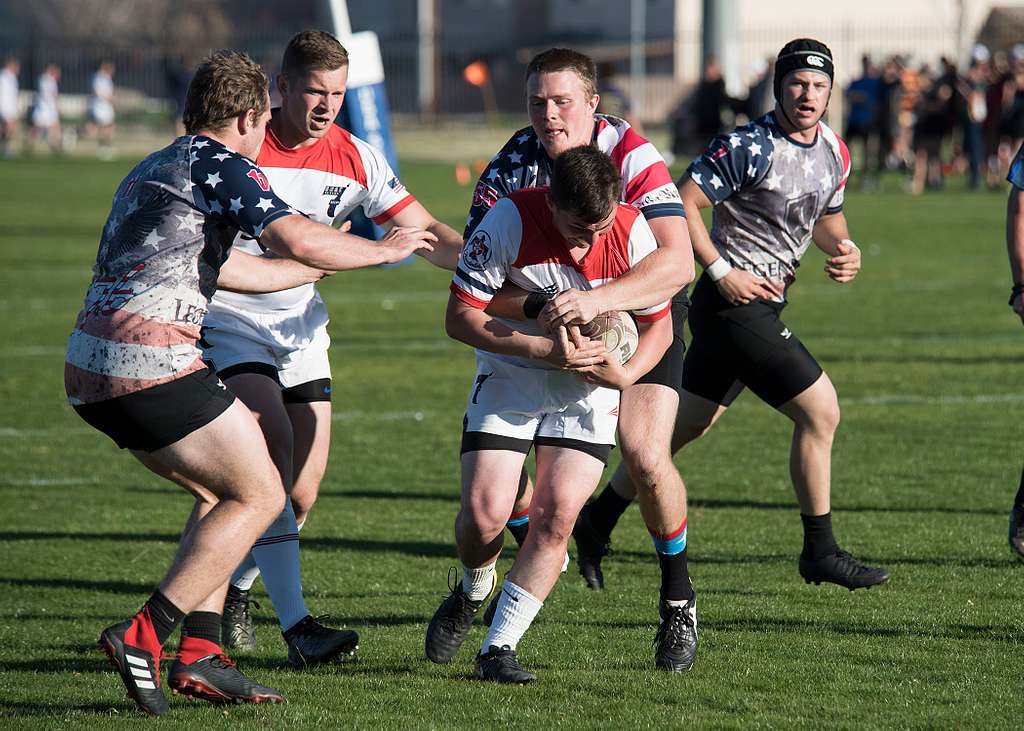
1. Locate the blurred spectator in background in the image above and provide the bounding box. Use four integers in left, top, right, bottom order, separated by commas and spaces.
745, 57, 775, 120
597, 60, 642, 134
0, 56, 19, 158
86, 61, 116, 160
957, 55, 989, 190
845, 55, 881, 188
910, 66, 953, 193
164, 55, 192, 136
29, 64, 61, 153
876, 57, 904, 171
671, 54, 737, 158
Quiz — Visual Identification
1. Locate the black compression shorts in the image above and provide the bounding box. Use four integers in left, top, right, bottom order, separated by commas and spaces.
681, 274, 822, 408
72, 366, 235, 452
634, 294, 688, 391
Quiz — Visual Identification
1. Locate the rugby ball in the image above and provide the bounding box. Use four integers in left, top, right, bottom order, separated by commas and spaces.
580, 311, 639, 365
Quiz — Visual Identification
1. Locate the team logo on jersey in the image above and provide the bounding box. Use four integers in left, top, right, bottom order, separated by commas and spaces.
472, 181, 499, 209
246, 169, 270, 192
323, 184, 349, 218
806, 54, 825, 68
463, 230, 492, 271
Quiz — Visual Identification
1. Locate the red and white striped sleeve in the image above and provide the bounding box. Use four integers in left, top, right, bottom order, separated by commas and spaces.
625, 214, 671, 323
450, 198, 523, 309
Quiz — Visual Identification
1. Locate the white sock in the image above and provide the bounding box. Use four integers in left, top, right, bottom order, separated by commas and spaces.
250, 498, 309, 633
231, 552, 260, 591
481, 580, 543, 652
231, 513, 306, 591
461, 562, 496, 601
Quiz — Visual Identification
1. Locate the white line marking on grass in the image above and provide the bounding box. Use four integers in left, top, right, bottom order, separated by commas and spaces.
0, 477, 101, 487
331, 410, 431, 422
844, 393, 1024, 406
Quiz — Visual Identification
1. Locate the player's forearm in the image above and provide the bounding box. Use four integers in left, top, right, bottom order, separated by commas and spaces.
217, 249, 326, 294
1007, 189, 1024, 283
812, 212, 852, 256
589, 245, 687, 315
418, 220, 462, 271
261, 215, 391, 271
621, 316, 672, 385
446, 298, 550, 359
485, 283, 533, 321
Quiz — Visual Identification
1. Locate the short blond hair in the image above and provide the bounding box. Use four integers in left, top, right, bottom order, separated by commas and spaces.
183, 51, 268, 134
526, 48, 597, 98
281, 30, 349, 79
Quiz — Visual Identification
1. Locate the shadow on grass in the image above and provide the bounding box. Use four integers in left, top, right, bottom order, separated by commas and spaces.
0, 576, 155, 594
688, 497, 1003, 516
0, 700, 131, 718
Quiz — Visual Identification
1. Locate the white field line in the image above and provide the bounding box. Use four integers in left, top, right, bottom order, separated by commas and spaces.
3, 393, 1023, 441
0, 477, 101, 487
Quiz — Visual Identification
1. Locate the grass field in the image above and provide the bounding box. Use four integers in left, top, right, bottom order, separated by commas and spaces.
0, 153, 1022, 729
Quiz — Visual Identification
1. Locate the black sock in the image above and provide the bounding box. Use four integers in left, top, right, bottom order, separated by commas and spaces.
800, 512, 839, 560
144, 591, 185, 646
1015, 466, 1024, 508
507, 520, 529, 547
181, 611, 221, 645
587, 483, 632, 539
658, 548, 694, 602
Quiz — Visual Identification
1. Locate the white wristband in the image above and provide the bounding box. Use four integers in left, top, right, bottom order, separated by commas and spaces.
706, 257, 733, 282
839, 238, 859, 251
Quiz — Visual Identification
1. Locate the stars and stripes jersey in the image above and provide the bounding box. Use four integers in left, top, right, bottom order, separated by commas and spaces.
211, 119, 417, 312
687, 112, 851, 296
464, 114, 685, 240
451, 188, 671, 370
1007, 142, 1024, 188
65, 135, 297, 405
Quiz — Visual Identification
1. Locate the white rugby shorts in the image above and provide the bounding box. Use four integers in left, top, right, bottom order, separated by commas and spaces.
463, 352, 619, 450
201, 294, 331, 389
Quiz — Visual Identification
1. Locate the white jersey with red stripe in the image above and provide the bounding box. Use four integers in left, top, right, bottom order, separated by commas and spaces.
451, 188, 671, 370
464, 114, 684, 240
211, 119, 416, 313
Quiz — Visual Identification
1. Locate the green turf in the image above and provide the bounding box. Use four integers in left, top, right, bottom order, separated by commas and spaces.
0, 155, 1021, 729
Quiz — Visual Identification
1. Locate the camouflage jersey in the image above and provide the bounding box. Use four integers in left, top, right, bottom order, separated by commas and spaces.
686, 112, 851, 299
65, 135, 297, 404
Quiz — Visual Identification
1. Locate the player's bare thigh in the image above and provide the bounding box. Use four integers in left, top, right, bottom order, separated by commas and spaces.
459, 449, 528, 538
223, 372, 295, 492
287, 400, 331, 522
670, 384, 740, 453
130, 398, 284, 510
617, 382, 679, 467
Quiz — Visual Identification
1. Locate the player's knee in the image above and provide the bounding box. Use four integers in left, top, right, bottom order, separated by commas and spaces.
622, 444, 672, 491
530, 510, 575, 546
456, 507, 505, 546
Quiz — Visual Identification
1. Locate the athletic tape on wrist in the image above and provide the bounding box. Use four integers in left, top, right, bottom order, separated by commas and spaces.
523, 291, 549, 319
706, 257, 733, 282
839, 238, 859, 251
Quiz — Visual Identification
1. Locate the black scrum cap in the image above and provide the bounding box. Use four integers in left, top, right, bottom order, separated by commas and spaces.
773, 38, 834, 100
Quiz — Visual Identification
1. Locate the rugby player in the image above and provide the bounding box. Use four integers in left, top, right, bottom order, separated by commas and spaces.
65, 50, 434, 715
428, 145, 673, 682
443, 48, 699, 672
596, 38, 890, 590
200, 31, 463, 666
1004, 142, 1024, 558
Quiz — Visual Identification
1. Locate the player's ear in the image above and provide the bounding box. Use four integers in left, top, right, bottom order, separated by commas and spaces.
589, 94, 600, 112
276, 73, 289, 99
239, 108, 257, 135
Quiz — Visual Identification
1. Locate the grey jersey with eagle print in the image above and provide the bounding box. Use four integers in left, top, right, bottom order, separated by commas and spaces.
686, 112, 850, 296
